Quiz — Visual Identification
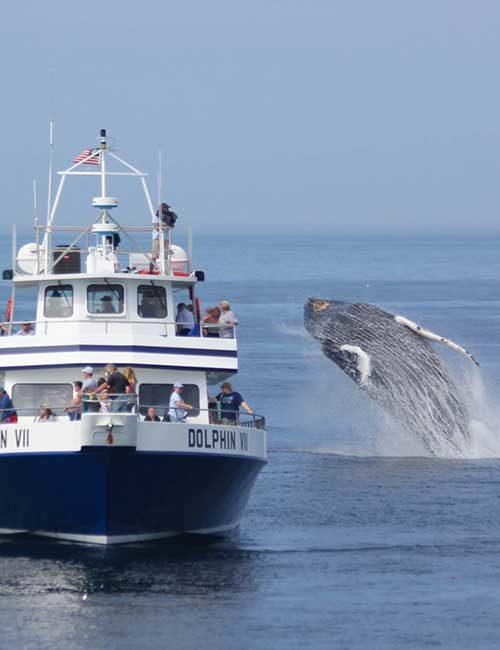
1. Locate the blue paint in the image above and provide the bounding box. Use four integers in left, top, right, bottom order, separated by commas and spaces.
0, 447, 265, 537
0, 344, 238, 358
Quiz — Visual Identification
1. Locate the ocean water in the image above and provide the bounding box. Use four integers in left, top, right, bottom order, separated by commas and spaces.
1, 233, 500, 648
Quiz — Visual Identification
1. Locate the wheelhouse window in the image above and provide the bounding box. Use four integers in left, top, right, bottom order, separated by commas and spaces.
87, 284, 124, 315
138, 285, 167, 319
44, 285, 73, 318
138, 383, 200, 417
12, 383, 73, 417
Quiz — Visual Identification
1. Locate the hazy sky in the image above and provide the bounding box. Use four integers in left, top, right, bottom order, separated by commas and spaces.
2, 0, 500, 234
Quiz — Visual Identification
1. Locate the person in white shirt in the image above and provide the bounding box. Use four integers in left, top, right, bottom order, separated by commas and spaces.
168, 382, 193, 422
219, 300, 238, 339
15, 322, 34, 336
176, 303, 195, 336
81, 366, 98, 392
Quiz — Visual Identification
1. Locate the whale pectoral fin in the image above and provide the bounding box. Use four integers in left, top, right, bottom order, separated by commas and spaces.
394, 314, 480, 366
323, 342, 368, 385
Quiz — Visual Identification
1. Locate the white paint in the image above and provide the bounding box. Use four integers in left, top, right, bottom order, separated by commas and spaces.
0, 416, 267, 460
340, 344, 372, 385
394, 315, 479, 366
33, 520, 240, 545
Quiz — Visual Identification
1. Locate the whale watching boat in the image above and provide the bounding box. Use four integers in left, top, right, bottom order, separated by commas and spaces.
0, 129, 267, 544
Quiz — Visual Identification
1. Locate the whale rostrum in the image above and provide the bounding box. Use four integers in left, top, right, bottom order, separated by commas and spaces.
304, 298, 476, 456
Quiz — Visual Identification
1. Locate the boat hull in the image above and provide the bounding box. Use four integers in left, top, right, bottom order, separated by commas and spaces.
0, 447, 265, 544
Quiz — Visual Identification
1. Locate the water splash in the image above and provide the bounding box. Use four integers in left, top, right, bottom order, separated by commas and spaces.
277, 319, 500, 459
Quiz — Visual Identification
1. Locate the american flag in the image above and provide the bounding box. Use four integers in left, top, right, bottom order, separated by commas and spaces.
72, 148, 100, 165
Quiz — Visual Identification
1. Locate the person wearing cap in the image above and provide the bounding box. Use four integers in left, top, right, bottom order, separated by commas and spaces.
99, 295, 116, 314
216, 382, 253, 425
168, 382, 193, 422
81, 366, 99, 413
81, 366, 98, 392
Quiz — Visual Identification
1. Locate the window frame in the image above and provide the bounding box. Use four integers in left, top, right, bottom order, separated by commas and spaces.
12, 383, 74, 417
137, 284, 168, 320
138, 383, 200, 417
44, 284, 74, 319
86, 283, 125, 317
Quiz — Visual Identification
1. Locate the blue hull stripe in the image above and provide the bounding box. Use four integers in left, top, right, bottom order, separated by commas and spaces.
0, 362, 236, 372
0, 447, 265, 536
0, 344, 237, 358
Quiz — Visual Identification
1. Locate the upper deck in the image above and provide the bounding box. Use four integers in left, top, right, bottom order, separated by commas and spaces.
0, 129, 238, 376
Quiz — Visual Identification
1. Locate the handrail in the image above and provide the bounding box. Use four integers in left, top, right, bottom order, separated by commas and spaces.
0, 400, 266, 429
0, 319, 236, 339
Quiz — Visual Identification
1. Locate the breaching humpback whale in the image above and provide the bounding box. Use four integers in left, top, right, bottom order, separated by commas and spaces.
304, 298, 478, 456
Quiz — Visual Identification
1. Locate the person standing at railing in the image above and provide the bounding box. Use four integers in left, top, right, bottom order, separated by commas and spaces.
123, 367, 138, 412
168, 382, 194, 422
202, 307, 221, 338
81, 366, 100, 413
93, 364, 130, 412
0, 388, 16, 423
216, 382, 253, 425
64, 381, 83, 421
219, 300, 238, 339
176, 302, 194, 336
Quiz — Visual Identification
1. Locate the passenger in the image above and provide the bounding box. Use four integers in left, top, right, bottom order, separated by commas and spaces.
99, 296, 116, 314
219, 300, 239, 339
0, 388, 16, 423
64, 381, 82, 421
168, 382, 194, 422
81, 367, 99, 412
202, 307, 221, 338
216, 382, 253, 425
144, 407, 161, 422
81, 366, 98, 392
152, 203, 176, 264
93, 364, 130, 412
123, 367, 138, 412
176, 302, 194, 336
15, 322, 34, 336
38, 406, 56, 422
98, 391, 111, 413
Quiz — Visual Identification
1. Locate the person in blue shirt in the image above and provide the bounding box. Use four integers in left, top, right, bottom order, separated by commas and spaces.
215, 382, 253, 425
0, 388, 16, 422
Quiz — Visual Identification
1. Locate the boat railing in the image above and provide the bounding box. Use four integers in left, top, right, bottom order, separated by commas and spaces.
138, 403, 266, 429
0, 320, 236, 339
0, 400, 266, 429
